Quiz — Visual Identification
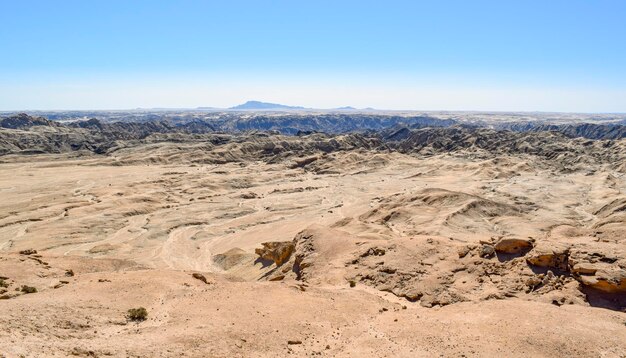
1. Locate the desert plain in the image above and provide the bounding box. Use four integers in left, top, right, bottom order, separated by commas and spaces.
0, 113, 625, 357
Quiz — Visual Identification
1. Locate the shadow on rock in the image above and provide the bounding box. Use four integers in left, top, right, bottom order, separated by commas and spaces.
581, 287, 626, 311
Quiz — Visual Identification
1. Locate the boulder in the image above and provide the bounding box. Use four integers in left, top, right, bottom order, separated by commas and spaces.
526, 242, 570, 270
578, 269, 626, 293
494, 237, 534, 254
255, 241, 295, 266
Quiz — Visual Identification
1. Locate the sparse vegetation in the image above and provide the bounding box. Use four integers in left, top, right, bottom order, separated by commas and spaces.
0, 279, 8, 288
127, 307, 148, 322
20, 285, 37, 294
192, 273, 208, 284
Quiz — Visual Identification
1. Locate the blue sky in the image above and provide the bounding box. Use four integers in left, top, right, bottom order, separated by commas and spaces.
1, 0, 625, 111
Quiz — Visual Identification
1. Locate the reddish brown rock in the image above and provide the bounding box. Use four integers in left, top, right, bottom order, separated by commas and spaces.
494, 237, 534, 254
578, 269, 626, 293
255, 242, 295, 266
526, 243, 570, 271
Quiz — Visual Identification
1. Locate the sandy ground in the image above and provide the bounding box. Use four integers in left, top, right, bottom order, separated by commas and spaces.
1, 144, 625, 357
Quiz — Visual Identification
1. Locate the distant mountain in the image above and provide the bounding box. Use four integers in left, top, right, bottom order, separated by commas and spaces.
229, 101, 306, 110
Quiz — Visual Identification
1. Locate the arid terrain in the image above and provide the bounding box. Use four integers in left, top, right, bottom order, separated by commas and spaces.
1, 113, 625, 357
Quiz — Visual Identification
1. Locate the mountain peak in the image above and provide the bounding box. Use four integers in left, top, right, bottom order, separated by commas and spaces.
229, 101, 306, 110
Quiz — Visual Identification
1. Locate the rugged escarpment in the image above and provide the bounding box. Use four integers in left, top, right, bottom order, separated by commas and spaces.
497, 121, 626, 140
1, 115, 625, 173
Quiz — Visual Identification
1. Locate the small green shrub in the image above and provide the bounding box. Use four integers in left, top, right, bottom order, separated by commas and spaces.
127, 307, 148, 322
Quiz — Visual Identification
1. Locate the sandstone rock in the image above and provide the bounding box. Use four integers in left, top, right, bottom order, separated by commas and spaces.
578, 269, 626, 293
395, 288, 422, 302
494, 237, 533, 254
457, 245, 472, 258
526, 243, 570, 270
255, 242, 295, 266
571, 263, 598, 276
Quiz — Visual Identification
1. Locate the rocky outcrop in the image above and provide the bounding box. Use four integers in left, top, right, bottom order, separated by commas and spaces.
393, 126, 626, 171
499, 121, 626, 140
251, 223, 625, 310
571, 263, 598, 275
526, 243, 570, 271
494, 237, 534, 254
567, 248, 626, 293
252, 223, 626, 311
2, 115, 625, 174
578, 270, 626, 293
255, 242, 295, 266
0, 113, 59, 129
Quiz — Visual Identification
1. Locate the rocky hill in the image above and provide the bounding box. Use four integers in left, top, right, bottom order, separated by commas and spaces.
1, 115, 625, 173
0, 113, 61, 129
496, 121, 626, 140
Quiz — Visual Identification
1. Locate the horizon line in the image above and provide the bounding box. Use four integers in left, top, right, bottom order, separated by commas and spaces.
1, 106, 626, 116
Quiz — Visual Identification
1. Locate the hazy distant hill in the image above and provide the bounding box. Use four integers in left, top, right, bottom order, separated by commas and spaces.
229, 101, 306, 110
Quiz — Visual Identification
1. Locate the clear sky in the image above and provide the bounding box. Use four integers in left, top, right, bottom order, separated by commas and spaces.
1, 0, 625, 112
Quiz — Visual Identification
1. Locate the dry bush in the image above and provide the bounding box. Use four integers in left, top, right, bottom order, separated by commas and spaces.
127, 307, 148, 321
